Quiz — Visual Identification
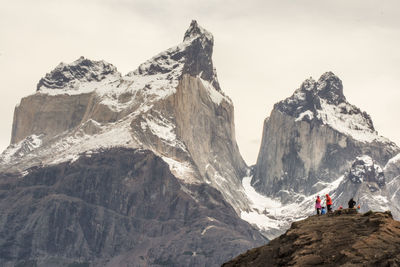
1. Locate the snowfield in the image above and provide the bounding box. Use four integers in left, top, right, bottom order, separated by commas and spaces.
240, 175, 344, 239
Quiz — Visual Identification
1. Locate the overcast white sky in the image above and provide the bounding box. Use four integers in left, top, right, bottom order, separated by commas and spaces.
1, 0, 399, 164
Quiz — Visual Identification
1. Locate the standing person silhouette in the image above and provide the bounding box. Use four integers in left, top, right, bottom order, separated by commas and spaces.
315, 195, 322, 215
348, 198, 356, 209
326, 194, 333, 213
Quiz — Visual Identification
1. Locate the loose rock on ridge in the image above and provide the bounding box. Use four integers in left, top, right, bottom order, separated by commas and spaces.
223, 210, 400, 266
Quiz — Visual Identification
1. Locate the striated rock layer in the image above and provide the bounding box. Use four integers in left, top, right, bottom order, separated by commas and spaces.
223, 210, 400, 266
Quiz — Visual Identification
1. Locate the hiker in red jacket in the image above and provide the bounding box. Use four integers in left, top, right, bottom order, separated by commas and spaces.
326, 194, 333, 213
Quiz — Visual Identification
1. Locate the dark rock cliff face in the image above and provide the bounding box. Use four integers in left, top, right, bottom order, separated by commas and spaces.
182, 20, 220, 91
0, 148, 265, 267
223, 210, 400, 267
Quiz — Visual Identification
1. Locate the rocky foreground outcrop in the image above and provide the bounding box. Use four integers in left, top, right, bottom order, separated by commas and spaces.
223, 210, 400, 266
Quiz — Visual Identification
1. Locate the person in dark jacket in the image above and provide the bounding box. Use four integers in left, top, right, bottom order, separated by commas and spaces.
348, 198, 356, 209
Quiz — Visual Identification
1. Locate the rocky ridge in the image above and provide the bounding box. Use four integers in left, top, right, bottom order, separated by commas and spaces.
36, 57, 120, 92
223, 210, 400, 266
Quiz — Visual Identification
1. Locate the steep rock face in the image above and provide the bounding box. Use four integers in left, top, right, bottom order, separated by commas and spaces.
253, 72, 399, 199
223, 210, 400, 266
12, 57, 122, 145
2, 20, 248, 212
11, 93, 94, 144
254, 110, 353, 198
173, 75, 247, 208
0, 148, 265, 267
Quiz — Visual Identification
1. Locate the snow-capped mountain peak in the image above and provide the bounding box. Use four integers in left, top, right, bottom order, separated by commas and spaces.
277, 71, 346, 115
183, 20, 213, 44
274, 71, 388, 143
316, 71, 346, 104
125, 20, 220, 93
36, 56, 120, 91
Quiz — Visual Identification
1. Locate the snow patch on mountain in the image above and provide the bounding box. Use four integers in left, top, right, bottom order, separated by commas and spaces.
295, 110, 314, 122
201, 225, 216, 236
0, 134, 43, 164
360, 194, 390, 212
144, 117, 174, 142
38, 74, 120, 96
386, 153, 400, 167
241, 175, 344, 239
317, 99, 387, 143
199, 75, 231, 105
45, 118, 135, 165
161, 156, 198, 184
346, 155, 384, 187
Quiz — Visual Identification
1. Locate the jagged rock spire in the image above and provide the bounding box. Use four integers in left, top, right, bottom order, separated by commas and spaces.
317, 71, 346, 104
126, 20, 220, 91
36, 57, 119, 91
183, 20, 213, 43
274, 71, 374, 130
181, 20, 220, 90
